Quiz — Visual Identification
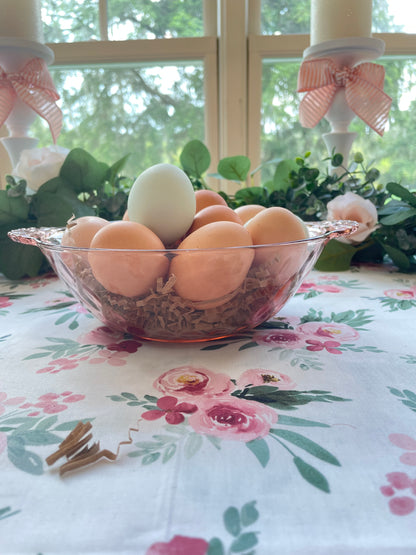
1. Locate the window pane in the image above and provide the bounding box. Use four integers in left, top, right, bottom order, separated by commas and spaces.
260, 0, 310, 35
42, 0, 100, 43
42, 0, 205, 42
261, 58, 416, 187
108, 0, 204, 40
261, 0, 416, 35
373, 0, 416, 33
33, 63, 205, 177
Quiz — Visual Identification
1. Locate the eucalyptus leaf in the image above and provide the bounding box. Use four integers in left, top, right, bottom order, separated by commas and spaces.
234, 186, 268, 206
106, 154, 131, 187
0, 225, 45, 279
180, 139, 211, 178
218, 156, 250, 182
379, 208, 416, 226
381, 243, 411, 271
60, 148, 109, 193
314, 240, 357, 271
386, 182, 416, 207
269, 159, 298, 193
0, 190, 29, 224
32, 178, 95, 226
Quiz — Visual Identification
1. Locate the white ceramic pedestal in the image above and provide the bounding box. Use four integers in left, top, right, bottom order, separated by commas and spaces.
302, 37, 385, 174
0, 37, 54, 167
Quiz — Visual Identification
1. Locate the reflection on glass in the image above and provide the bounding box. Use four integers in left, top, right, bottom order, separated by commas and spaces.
261, 59, 416, 187
33, 64, 205, 177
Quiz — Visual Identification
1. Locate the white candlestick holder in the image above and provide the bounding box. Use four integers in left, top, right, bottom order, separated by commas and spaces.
0, 37, 54, 168
302, 37, 385, 174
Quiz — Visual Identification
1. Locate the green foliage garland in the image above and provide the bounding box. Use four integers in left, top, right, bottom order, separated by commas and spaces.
1, 140, 415, 280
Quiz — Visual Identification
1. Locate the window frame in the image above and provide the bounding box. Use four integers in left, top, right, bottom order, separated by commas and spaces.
2, 1, 415, 190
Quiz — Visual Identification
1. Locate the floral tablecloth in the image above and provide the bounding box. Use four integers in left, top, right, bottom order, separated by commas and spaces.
1, 265, 416, 554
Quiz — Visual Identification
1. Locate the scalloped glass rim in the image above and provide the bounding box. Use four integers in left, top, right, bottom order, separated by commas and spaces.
8, 220, 358, 253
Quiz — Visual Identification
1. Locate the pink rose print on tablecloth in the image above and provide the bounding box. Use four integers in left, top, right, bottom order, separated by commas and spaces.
146, 535, 209, 555
188, 396, 277, 442
19, 391, 85, 416
35, 326, 143, 373
389, 434, 416, 466
142, 396, 198, 424
380, 434, 416, 516
0, 392, 26, 416
154, 366, 233, 399
0, 296, 13, 309
80, 326, 142, 365
297, 321, 360, 342
252, 328, 307, 349
304, 339, 342, 355
384, 288, 416, 300
37, 356, 88, 374
380, 472, 416, 516
79, 326, 126, 346
297, 281, 343, 295
236, 368, 296, 389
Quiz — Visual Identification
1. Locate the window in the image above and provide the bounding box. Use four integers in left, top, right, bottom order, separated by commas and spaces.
3, 1, 416, 190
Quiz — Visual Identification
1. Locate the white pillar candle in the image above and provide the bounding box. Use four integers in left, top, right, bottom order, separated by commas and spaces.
311, 0, 372, 45
0, 0, 43, 43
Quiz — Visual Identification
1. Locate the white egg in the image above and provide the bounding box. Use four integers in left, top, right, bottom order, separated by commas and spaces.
127, 163, 196, 245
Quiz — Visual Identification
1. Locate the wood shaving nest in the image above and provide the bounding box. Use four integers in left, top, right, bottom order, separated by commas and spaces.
69, 257, 288, 340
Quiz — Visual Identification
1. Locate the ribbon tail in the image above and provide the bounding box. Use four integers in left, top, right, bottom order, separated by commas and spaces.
299, 84, 337, 128
0, 87, 17, 130
346, 78, 392, 136
15, 86, 62, 143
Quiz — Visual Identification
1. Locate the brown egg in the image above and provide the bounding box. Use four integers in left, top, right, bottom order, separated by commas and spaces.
245, 207, 309, 283
234, 204, 266, 224
61, 216, 109, 248
170, 221, 254, 304
187, 204, 243, 234
89, 220, 169, 297
195, 189, 228, 213
122, 210, 129, 221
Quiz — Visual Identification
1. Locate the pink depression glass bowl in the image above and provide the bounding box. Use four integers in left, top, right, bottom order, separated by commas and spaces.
9, 220, 357, 342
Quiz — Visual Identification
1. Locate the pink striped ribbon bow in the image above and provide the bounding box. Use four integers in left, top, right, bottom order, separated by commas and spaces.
0, 57, 62, 142
297, 57, 392, 136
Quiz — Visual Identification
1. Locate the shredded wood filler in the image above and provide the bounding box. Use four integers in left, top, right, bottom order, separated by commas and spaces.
46, 420, 140, 476
69, 255, 296, 341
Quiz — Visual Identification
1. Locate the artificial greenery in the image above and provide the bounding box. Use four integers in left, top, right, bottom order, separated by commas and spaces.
180, 139, 416, 273
0, 148, 131, 279
1, 140, 415, 280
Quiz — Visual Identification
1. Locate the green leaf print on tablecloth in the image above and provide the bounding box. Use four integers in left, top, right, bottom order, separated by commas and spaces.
0, 506, 21, 521
201, 309, 382, 366
146, 500, 260, 554
388, 388, 416, 413
113, 366, 350, 493
0, 391, 91, 475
